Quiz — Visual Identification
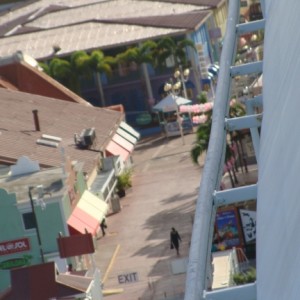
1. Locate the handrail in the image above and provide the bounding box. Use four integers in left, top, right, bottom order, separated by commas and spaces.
184, 0, 241, 299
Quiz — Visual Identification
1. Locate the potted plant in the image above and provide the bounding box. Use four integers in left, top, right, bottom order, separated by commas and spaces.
116, 169, 132, 198
232, 268, 256, 285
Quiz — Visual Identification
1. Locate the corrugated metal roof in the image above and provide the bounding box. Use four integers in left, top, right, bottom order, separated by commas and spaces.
143, 0, 225, 8
0, 0, 213, 60
0, 88, 123, 174
103, 10, 210, 30
26, 0, 207, 29
0, 22, 184, 60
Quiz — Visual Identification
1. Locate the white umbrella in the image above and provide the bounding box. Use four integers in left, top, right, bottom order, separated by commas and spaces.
152, 94, 192, 112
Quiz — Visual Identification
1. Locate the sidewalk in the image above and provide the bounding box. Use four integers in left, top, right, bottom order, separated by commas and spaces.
93, 132, 203, 299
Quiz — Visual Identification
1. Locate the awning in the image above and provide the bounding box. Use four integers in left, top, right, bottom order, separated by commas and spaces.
67, 190, 108, 236
120, 121, 140, 140
116, 127, 138, 145
106, 140, 130, 161
112, 133, 134, 153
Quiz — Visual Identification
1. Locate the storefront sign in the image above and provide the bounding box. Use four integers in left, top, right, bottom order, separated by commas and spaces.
0, 238, 30, 256
240, 209, 256, 243
0, 255, 32, 270
214, 208, 241, 250
118, 272, 139, 284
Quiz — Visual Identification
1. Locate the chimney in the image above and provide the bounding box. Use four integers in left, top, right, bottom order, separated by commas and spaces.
32, 109, 40, 131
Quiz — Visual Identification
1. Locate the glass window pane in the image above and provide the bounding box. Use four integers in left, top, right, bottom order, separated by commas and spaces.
22, 212, 36, 230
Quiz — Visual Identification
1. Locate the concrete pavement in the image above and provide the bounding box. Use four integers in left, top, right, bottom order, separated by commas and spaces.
93, 132, 204, 299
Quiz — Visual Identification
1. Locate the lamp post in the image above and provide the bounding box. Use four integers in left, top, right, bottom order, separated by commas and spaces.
164, 67, 190, 145
173, 66, 190, 99
28, 185, 48, 263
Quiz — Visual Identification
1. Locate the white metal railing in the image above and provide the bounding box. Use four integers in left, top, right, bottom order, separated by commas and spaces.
184, 1, 241, 298
184, 0, 264, 299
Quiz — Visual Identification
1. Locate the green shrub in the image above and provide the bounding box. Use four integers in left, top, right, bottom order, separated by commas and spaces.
116, 169, 132, 191
233, 268, 256, 285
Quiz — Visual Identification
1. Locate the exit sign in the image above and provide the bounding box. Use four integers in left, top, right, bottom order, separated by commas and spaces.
118, 272, 139, 284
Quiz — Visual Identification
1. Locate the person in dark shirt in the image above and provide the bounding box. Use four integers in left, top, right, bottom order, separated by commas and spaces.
170, 227, 182, 256
100, 217, 107, 236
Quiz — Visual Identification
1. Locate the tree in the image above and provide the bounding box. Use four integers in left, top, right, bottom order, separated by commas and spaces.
39, 51, 91, 94
48, 57, 79, 93
153, 37, 196, 69
191, 109, 212, 164
39, 50, 116, 104
190, 99, 246, 168
88, 50, 116, 106
116, 40, 157, 66
116, 40, 157, 107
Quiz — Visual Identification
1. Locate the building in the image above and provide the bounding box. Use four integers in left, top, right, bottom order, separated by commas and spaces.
0, 83, 140, 292
0, 0, 228, 133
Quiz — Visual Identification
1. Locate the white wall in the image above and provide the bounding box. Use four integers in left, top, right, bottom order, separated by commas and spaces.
257, 1, 300, 299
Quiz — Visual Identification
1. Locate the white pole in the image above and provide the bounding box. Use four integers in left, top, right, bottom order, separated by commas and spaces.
175, 95, 185, 145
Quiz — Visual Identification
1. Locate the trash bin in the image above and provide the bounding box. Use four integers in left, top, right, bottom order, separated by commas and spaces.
111, 194, 121, 213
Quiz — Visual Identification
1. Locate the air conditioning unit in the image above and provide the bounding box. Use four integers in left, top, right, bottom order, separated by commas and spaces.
74, 128, 96, 149
82, 128, 95, 146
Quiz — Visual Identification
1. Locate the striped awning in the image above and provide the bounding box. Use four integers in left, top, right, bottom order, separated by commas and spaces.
112, 133, 134, 153
120, 121, 140, 140
105, 122, 140, 161
106, 140, 130, 161
116, 127, 138, 145
67, 190, 108, 236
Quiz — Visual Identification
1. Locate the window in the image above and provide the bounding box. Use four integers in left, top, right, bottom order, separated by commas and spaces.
22, 212, 36, 230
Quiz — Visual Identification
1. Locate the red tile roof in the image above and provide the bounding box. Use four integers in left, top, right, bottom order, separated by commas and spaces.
0, 57, 91, 106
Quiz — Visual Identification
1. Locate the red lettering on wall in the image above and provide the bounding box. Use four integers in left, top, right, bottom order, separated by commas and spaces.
0, 238, 30, 256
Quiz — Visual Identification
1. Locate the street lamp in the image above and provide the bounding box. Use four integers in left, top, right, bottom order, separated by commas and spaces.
164, 69, 190, 145
173, 66, 190, 99
28, 185, 50, 263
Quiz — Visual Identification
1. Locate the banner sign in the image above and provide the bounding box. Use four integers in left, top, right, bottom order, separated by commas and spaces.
0, 238, 30, 256
214, 208, 241, 249
0, 255, 32, 270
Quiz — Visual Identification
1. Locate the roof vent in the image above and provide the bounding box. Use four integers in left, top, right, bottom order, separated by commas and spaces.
36, 134, 62, 148
74, 128, 96, 149
36, 139, 59, 148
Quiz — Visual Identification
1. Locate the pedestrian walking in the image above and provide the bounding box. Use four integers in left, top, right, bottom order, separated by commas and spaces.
170, 227, 181, 256
100, 217, 107, 236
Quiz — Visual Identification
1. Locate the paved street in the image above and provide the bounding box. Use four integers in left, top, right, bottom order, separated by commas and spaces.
94, 132, 205, 299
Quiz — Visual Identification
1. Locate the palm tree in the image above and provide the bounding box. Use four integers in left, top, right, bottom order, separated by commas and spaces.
88, 50, 116, 106
39, 50, 116, 105
191, 110, 212, 164
39, 51, 91, 94
48, 57, 79, 93
191, 99, 246, 169
116, 40, 156, 65
116, 40, 157, 108
153, 37, 196, 69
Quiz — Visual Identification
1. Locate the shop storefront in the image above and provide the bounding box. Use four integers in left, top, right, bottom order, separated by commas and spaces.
212, 201, 256, 259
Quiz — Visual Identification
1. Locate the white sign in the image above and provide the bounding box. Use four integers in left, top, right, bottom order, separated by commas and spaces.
239, 209, 256, 243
